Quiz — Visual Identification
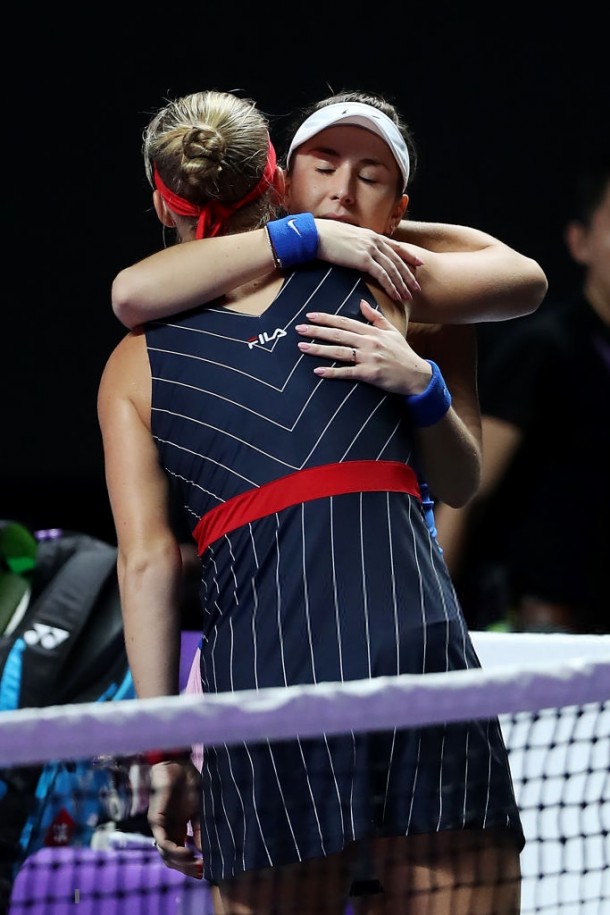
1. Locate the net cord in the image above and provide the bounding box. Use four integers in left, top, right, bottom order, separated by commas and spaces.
1, 655, 608, 766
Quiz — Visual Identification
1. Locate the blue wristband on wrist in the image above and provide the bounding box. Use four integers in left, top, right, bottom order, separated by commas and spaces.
265, 213, 319, 268
405, 360, 452, 427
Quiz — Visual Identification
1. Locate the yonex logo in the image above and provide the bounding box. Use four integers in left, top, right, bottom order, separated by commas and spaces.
23, 623, 70, 650
247, 328, 287, 350
287, 218, 302, 237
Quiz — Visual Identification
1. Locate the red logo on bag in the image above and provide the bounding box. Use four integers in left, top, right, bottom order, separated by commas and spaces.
44, 808, 76, 846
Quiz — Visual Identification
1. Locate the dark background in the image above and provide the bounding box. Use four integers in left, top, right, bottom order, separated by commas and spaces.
4, 4, 609, 545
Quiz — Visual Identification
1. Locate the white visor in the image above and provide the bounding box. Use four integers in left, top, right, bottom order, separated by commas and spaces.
286, 101, 410, 192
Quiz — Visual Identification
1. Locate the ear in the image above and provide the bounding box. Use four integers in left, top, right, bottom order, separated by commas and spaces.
270, 167, 286, 207
388, 194, 409, 235
564, 220, 591, 266
152, 190, 177, 228
282, 169, 294, 211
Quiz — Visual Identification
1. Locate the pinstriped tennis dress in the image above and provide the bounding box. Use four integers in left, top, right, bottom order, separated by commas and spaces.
145, 262, 523, 882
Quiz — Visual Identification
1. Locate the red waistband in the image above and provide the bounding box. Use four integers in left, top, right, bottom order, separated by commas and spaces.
193, 460, 421, 556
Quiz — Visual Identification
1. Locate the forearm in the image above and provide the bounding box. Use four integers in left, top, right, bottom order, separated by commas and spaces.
415, 410, 482, 508
433, 501, 471, 576
404, 324, 482, 507
433, 415, 524, 574
397, 221, 548, 323
117, 537, 184, 699
409, 247, 548, 323
112, 229, 275, 329
396, 220, 500, 253
113, 218, 427, 329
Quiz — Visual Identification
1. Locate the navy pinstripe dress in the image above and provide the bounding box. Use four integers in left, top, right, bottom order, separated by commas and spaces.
145, 262, 524, 883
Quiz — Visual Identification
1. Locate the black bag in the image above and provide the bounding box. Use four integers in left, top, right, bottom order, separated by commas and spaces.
0, 523, 135, 912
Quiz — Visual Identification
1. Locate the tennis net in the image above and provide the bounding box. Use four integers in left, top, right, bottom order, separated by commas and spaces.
1, 632, 609, 914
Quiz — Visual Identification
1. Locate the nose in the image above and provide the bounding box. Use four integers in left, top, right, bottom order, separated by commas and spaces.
329, 166, 356, 206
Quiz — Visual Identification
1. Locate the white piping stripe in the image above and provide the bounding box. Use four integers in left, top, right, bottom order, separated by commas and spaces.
214, 748, 238, 864
329, 500, 344, 682
297, 737, 327, 856
204, 755, 226, 876
243, 742, 273, 868
383, 494, 400, 821
224, 745, 248, 872
301, 504, 317, 684
266, 741, 302, 860
359, 495, 373, 680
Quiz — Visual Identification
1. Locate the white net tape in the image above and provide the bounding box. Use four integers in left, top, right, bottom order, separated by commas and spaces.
1, 652, 608, 767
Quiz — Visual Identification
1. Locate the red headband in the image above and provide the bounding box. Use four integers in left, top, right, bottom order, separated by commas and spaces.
153, 139, 277, 239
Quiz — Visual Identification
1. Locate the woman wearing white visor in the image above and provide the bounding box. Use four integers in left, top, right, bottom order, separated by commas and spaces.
107, 90, 545, 914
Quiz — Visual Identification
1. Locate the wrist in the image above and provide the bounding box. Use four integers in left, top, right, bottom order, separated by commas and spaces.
404, 360, 452, 427
265, 213, 319, 269
264, 225, 283, 269
403, 360, 433, 397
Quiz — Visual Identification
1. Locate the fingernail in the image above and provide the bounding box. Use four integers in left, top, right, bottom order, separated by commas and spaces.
416, 258, 425, 265
295, 324, 307, 332
306, 313, 318, 319
298, 342, 311, 350
314, 367, 327, 375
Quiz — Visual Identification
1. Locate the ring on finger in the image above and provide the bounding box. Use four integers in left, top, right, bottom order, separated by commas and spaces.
351, 347, 357, 364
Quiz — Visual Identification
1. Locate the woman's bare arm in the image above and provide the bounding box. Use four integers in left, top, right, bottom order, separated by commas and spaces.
398, 221, 548, 323
97, 333, 183, 700
97, 333, 203, 878
112, 221, 423, 329
407, 322, 482, 507
112, 218, 547, 330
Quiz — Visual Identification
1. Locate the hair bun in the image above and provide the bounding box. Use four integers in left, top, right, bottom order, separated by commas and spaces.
182, 126, 226, 164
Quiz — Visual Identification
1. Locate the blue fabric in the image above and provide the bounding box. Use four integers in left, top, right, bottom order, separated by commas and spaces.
266, 213, 318, 267
0, 639, 25, 711
405, 359, 452, 427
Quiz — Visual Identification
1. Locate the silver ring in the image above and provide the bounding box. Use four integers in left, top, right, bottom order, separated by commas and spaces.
351, 347, 357, 363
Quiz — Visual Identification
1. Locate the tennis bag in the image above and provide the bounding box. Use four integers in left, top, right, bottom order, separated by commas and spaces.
0, 524, 136, 908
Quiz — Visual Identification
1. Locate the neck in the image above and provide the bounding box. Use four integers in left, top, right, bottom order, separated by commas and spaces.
220, 270, 281, 314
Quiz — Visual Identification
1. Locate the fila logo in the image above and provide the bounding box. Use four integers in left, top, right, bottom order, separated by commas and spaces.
247, 328, 287, 350
287, 218, 302, 237
23, 623, 70, 650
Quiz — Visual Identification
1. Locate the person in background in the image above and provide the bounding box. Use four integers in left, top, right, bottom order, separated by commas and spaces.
435, 151, 609, 635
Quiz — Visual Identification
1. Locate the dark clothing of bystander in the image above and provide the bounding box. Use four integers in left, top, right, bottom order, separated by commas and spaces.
455, 294, 610, 634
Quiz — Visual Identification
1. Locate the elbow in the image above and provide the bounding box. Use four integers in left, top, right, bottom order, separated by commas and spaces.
439, 478, 480, 510
518, 260, 549, 318
111, 271, 146, 331
117, 537, 182, 590
433, 458, 482, 510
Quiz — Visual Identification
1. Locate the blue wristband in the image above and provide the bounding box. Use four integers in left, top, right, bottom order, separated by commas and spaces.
405, 360, 452, 427
266, 213, 319, 268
